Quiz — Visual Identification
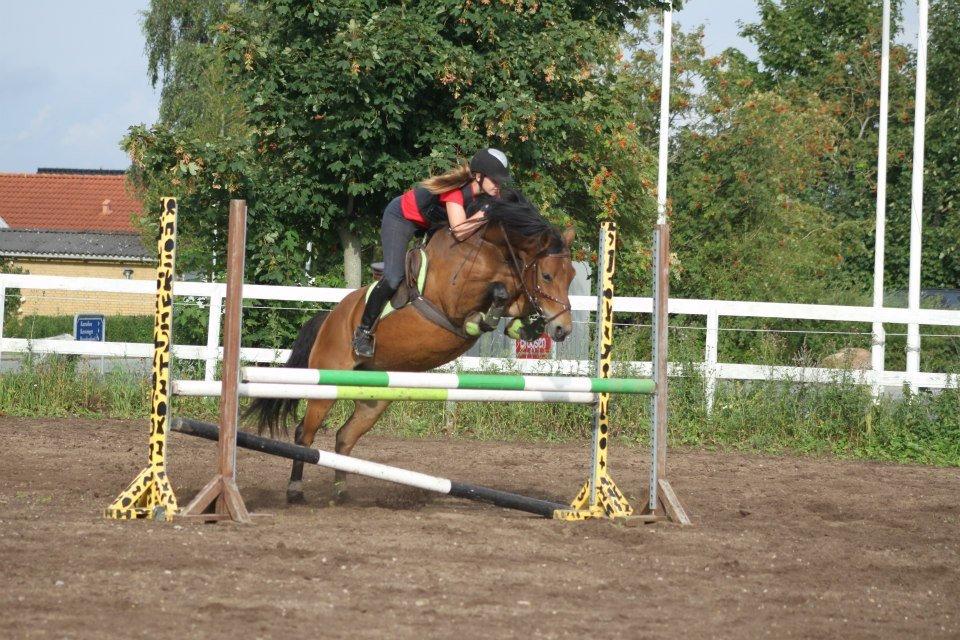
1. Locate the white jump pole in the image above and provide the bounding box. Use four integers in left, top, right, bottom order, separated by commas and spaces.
906, 0, 928, 393
871, 0, 891, 400
173, 380, 599, 404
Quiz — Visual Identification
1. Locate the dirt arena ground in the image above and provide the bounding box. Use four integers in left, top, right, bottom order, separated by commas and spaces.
0, 417, 957, 639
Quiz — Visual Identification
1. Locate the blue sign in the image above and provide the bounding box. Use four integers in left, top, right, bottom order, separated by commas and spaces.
74, 314, 106, 342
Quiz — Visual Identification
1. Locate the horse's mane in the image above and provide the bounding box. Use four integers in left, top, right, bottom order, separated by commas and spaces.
470, 188, 565, 254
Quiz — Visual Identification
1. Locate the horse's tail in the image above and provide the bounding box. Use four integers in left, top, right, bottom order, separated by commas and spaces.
243, 311, 327, 439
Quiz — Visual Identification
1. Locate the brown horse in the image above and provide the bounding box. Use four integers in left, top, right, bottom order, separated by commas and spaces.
246, 191, 576, 503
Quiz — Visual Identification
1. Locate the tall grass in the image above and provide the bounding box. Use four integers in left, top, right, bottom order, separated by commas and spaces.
1, 353, 957, 467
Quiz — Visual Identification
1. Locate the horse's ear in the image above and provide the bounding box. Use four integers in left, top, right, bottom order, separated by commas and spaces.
562, 226, 575, 248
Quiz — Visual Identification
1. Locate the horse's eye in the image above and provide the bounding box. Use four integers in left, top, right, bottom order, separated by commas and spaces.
542, 273, 553, 283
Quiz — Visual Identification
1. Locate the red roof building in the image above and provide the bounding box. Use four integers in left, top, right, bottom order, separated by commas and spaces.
0, 169, 142, 232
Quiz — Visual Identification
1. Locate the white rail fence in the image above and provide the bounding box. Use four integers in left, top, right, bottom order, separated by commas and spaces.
1, 274, 958, 410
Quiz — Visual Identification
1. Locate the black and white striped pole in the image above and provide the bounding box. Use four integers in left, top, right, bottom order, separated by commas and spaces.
172, 417, 570, 519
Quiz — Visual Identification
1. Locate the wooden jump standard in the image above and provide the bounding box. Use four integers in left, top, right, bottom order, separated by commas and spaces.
105, 199, 253, 522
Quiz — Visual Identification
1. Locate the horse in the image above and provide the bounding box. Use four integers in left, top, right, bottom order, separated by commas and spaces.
246, 190, 577, 504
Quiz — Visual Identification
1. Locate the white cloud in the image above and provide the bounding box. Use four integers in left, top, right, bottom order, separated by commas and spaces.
0, 1, 155, 171
61, 115, 113, 147
60, 89, 158, 153
14, 105, 52, 142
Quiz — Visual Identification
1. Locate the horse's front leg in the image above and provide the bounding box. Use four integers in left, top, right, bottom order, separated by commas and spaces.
332, 399, 393, 504
505, 314, 546, 340
288, 398, 336, 503
464, 282, 510, 336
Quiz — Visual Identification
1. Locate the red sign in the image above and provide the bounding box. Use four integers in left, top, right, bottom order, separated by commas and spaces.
515, 333, 553, 359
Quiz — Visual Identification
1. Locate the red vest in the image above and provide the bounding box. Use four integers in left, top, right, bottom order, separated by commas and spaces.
400, 184, 475, 228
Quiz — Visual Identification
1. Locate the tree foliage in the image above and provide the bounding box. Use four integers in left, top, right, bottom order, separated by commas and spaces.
610, 12, 850, 300
740, 0, 960, 293
141, 0, 241, 131
925, 0, 960, 287
129, 0, 670, 290
127, 0, 960, 319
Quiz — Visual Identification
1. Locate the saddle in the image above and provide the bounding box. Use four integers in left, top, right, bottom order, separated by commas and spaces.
369, 246, 426, 311
367, 246, 471, 339
369, 223, 445, 305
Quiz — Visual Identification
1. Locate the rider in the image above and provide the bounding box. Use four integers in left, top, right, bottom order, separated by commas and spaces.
351, 148, 513, 358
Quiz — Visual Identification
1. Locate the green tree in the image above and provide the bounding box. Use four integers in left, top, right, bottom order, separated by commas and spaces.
141, 0, 245, 136
609, 12, 849, 301
925, 0, 960, 289
129, 1, 672, 287
740, 0, 918, 291
742, 0, 902, 82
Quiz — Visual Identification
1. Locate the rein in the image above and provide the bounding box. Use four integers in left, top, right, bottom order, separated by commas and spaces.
447, 219, 487, 286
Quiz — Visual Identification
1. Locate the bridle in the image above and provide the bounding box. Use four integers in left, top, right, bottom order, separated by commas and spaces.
447, 217, 572, 327
498, 222, 572, 326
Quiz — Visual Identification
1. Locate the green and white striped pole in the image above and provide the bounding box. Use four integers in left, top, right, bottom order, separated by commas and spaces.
240, 367, 654, 395
174, 380, 601, 404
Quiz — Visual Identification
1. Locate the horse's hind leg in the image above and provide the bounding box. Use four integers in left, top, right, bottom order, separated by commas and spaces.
288, 398, 336, 503
332, 399, 392, 503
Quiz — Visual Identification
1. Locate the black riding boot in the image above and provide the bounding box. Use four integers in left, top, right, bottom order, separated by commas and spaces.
352, 279, 397, 358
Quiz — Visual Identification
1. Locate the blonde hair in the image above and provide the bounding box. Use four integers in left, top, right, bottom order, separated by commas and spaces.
420, 162, 472, 194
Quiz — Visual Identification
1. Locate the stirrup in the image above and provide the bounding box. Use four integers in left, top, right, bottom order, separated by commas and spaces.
352, 327, 376, 358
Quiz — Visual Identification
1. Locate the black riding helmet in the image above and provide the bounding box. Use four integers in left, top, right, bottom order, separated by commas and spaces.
469, 148, 512, 186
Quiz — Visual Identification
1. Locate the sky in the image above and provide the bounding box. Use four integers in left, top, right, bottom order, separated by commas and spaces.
0, 1, 921, 173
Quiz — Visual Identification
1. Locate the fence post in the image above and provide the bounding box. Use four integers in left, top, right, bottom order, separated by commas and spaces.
444, 399, 456, 431
0, 281, 6, 370
704, 311, 719, 415
871, 322, 886, 400
905, 328, 920, 394
205, 292, 223, 382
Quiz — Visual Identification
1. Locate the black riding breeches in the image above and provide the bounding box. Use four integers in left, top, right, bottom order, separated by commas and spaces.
380, 197, 420, 289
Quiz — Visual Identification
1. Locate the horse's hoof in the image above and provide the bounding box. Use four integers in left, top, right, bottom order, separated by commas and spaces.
330, 490, 349, 506
286, 481, 306, 504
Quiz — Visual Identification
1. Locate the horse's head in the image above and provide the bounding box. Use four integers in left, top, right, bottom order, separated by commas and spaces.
475, 190, 576, 342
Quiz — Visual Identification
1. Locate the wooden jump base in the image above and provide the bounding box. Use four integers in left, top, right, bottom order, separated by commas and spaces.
241, 367, 656, 395
105, 198, 688, 525
171, 417, 602, 519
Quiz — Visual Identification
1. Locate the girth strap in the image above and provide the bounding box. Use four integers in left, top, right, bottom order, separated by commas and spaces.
411, 296, 472, 340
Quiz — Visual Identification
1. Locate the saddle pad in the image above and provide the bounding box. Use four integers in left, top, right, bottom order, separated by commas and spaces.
365, 248, 429, 320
